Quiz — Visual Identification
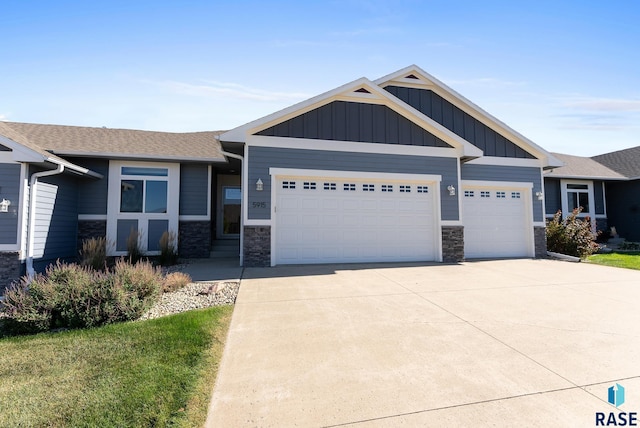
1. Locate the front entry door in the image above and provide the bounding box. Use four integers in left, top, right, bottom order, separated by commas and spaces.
222, 186, 241, 236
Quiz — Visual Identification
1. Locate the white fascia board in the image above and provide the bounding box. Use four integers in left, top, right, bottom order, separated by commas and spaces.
51, 151, 227, 163
376, 65, 559, 167
221, 77, 373, 143
248, 135, 460, 159
0, 135, 46, 163
461, 180, 533, 189
441, 220, 463, 226
465, 156, 542, 168
543, 173, 627, 181
0, 152, 19, 163
269, 167, 442, 183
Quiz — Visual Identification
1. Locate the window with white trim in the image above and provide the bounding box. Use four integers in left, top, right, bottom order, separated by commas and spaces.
120, 167, 168, 213
399, 185, 411, 193
464, 190, 474, 197
344, 183, 356, 191
282, 181, 296, 189
417, 185, 428, 193
381, 185, 393, 192
480, 191, 490, 198
511, 192, 521, 199
362, 184, 375, 192
303, 181, 316, 190
496, 191, 506, 199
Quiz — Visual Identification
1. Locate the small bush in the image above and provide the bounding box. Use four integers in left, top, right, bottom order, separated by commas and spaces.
162, 272, 192, 293
127, 229, 144, 264
158, 230, 178, 266
546, 208, 599, 258
0, 260, 164, 335
80, 237, 108, 271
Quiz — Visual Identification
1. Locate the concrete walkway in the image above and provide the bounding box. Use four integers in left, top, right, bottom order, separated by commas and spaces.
179, 257, 243, 282
206, 259, 640, 427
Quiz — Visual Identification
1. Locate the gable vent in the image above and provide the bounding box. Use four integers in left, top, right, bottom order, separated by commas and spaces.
354, 87, 371, 93
405, 74, 419, 79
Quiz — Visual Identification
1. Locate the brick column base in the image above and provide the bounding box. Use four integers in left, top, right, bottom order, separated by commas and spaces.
244, 226, 271, 267
442, 226, 464, 262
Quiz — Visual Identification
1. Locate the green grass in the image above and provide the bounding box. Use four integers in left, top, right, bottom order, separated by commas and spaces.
587, 252, 640, 270
0, 305, 233, 428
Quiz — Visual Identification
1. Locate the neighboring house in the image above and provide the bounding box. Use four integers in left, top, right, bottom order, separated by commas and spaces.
0, 121, 235, 292
0, 64, 563, 291
543, 147, 640, 241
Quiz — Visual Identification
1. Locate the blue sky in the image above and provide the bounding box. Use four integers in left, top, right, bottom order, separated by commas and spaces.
2, 0, 639, 156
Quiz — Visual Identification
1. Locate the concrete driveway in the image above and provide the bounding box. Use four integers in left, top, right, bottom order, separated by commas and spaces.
206, 259, 640, 427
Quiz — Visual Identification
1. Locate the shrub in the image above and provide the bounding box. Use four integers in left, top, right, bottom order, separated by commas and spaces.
0, 260, 164, 335
158, 230, 178, 266
546, 208, 599, 258
80, 236, 108, 271
162, 272, 192, 293
127, 229, 144, 264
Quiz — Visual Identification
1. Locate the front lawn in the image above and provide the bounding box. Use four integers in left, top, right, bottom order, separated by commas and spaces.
0, 305, 233, 427
587, 252, 640, 270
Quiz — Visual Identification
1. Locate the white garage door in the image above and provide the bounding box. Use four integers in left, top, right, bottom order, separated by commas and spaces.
275, 176, 438, 264
462, 186, 532, 259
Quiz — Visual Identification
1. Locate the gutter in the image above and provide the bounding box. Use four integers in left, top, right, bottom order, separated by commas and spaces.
26, 164, 65, 279
221, 148, 245, 267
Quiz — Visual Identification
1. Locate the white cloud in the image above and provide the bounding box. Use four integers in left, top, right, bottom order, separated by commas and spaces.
563, 97, 640, 112
0, 113, 8, 121
147, 80, 312, 103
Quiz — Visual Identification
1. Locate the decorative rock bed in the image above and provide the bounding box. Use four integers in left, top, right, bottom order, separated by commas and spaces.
139, 281, 240, 320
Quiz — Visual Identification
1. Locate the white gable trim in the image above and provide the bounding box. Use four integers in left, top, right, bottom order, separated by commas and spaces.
376, 65, 563, 169
222, 77, 483, 159
248, 135, 460, 159
465, 156, 543, 168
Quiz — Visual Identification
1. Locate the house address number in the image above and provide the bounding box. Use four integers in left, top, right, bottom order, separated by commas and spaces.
252, 202, 267, 209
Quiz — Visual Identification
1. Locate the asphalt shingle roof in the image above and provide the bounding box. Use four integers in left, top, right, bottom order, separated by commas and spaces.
3, 122, 226, 162
592, 146, 640, 179
544, 152, 626, 180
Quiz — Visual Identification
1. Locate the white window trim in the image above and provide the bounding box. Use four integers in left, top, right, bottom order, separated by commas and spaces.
106, 161, 180, 256
269, 168, 443, 266
560, 179, 595, 219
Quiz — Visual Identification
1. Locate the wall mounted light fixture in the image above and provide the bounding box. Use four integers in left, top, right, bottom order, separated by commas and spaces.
256, 179, 264, 191
535, 191, 544, 201
447, 185, 456, 196
0, 198, 11, 213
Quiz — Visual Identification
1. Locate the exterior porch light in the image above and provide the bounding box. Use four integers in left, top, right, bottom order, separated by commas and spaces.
256, 178, 264, 191
535, 191, 544, 201
0, 198, 10, 213
447, 185, 456, 196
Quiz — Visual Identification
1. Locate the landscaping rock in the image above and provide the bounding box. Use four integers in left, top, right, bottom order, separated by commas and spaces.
139, 281, 239, 320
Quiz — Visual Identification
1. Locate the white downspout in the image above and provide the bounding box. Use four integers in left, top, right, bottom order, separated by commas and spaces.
26, 164, 65, 279
221, 150, 244, 266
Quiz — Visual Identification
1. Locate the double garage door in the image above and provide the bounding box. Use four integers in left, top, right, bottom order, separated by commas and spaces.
462, 184, 532, 259
274, 174, 439, 264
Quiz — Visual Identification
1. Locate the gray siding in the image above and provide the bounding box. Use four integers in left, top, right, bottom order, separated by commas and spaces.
248, 146, 459, 221
594, 180, 605, 215
0, 163, 21, 244
67, 157, 109, 215
180, 163, 209, 216
604, 181, 640, 241
544, 178, 561, 215
461, 164, 543, 222
31, 173, 79, 264
385, 86, 535, 159
256, 101, 452, 148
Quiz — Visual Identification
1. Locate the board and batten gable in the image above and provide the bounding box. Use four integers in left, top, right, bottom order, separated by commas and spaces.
461, 163, 544, 222
257, 100, 453, 148
247, 146, 459, 221
385, 86, 535, 159
0, 163, 21, 245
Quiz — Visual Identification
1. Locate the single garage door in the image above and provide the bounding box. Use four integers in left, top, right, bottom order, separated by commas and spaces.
462, 185, 532, 258
275, 176, 439, 264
